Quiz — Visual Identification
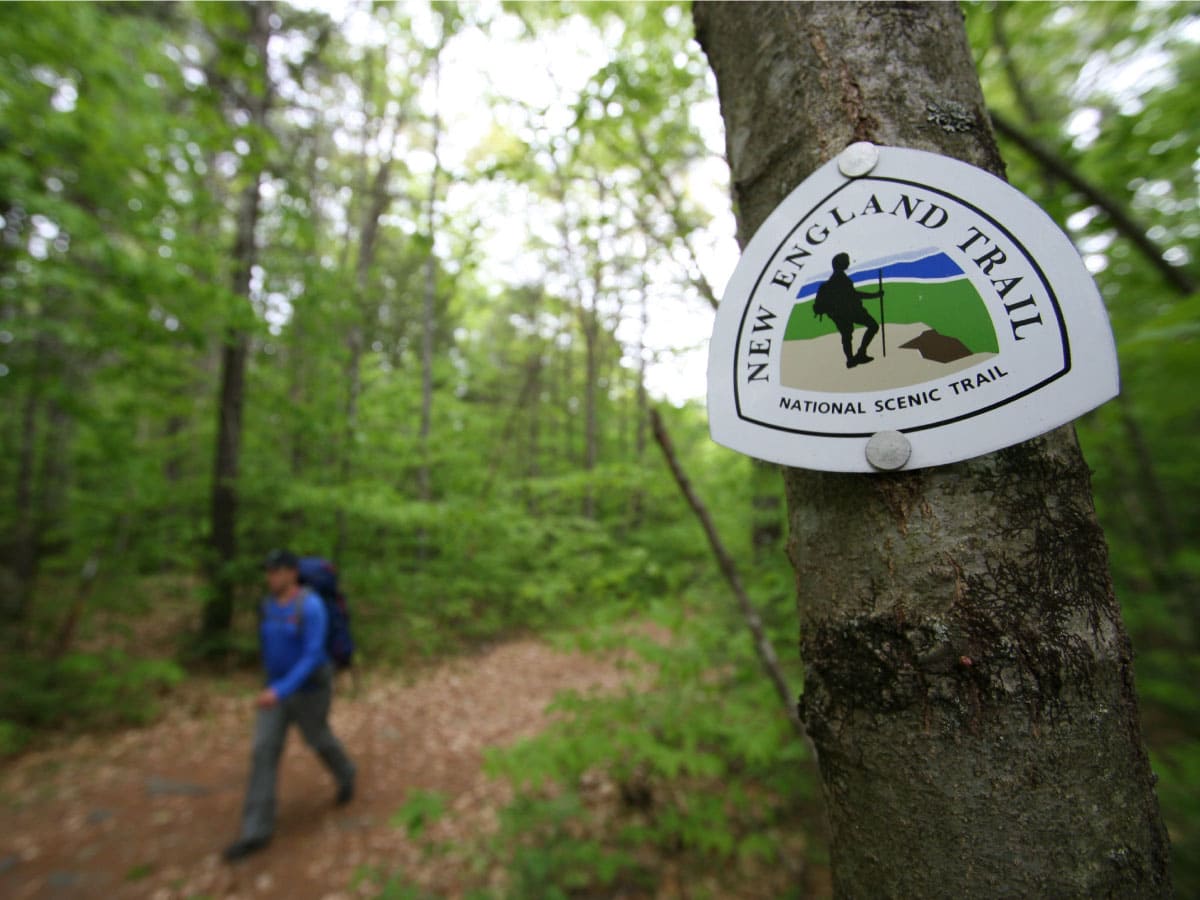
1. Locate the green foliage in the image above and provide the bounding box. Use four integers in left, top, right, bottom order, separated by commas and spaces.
965, 1, 1200, 891
391, 788, 449, 839
468, 574, 816, 897
0, 651, 184, 756
124, 862, 155, 883
352, 865, 443, 900
1153, 739, 1200, 885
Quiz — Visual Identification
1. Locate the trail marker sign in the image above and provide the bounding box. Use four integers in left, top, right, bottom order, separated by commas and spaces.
706, 143, 1119, 473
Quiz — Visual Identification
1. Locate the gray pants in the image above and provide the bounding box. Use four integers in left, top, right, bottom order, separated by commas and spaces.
238, 665, 356, 841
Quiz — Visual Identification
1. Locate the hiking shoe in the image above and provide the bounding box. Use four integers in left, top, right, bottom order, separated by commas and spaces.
336, 779, 355, 806
845, 357, 859, 369
222, 836, 270, 862
854, 353, 874, 365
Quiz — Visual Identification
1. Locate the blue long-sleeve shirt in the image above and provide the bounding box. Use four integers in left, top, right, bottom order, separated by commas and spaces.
260, 590, 328, 699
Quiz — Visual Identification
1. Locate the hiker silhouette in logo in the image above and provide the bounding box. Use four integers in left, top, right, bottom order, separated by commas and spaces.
813, 252, 883, 368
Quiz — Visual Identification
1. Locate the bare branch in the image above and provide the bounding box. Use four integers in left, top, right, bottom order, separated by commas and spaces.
990, 110, 1196, 296
649, 408, 806, 739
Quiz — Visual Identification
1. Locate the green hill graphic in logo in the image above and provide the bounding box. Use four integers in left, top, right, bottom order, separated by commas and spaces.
780, 249, 998, 393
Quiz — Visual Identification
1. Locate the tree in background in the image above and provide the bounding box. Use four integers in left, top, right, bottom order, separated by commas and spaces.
202, 1, 274, 646
0, 2, 227, 645
695, 2, 1170, 895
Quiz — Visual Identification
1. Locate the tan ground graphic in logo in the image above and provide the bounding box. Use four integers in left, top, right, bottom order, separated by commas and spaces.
779, 322, 996, 393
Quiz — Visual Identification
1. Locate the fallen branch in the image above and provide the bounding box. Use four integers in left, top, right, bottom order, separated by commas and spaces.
649, 408, 806, 739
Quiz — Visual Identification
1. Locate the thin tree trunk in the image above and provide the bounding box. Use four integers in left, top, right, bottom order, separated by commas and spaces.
526, 356, 541, 510
581, 308, 599, 520
52, 513, 131, 659
694, 2, 1171, 896
631, 280, 649, 524
635, 285, 648, 463
202, 1, 272, 642
990, 2, 1047, 129
205, 328, 251, 639
1117, 396, 1183, 565
1115, 394, 1200, 639
34, 399, 72, 558
561, 329, 574, 468
336, 109, 403, 562
527, 289, 544, 500
650, 408, 804, 739
479, 354, 543, 503
579, 178, 607, 520
6, 380, 41, 628
289, 136, 328, 478
418, 51, 442, 512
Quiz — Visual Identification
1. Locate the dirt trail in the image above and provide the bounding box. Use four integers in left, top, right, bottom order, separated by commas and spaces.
0, 639, 627, 899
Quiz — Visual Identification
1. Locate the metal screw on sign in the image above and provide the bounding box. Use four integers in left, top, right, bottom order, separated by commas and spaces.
866, 430, 912, 471
838, 142, 879, 178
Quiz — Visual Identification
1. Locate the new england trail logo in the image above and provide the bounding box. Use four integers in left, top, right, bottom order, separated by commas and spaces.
780, 248, 1003, 393
707, 145, 1119, 472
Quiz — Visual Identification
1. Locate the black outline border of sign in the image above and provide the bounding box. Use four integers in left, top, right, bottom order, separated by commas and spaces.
731, 175, 1071, 438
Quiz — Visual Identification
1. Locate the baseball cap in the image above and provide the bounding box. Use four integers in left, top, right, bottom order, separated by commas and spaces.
263, 548, 299, 571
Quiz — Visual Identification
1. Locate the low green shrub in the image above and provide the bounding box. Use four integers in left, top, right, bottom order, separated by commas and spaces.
467, 586, 820, 898
0, 650, 185, 756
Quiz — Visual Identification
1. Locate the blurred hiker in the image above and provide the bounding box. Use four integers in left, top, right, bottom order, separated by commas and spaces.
813, 252, 883, 368
223, 549, 357, 862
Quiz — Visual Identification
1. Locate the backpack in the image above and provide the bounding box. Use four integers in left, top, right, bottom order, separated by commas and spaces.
813, 280, 837, 319
297, 556, 355, 670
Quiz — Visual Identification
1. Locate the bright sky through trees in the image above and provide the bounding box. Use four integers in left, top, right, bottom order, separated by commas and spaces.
296, 0, 737, 404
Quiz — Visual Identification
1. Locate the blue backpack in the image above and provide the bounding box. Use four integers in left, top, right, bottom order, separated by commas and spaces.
297, 556, 355, 670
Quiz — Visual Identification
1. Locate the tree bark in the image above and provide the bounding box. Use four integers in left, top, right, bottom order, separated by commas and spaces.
694, 3, 1171, 896
6, 377, 41, 629
580, 305, 599, 520
630, 279, 649, 524
202, 0, 272, 642
418, 48, 442, 513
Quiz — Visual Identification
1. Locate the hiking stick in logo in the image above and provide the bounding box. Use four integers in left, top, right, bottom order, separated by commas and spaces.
878, 267, 886, 357
782, 249, 999, 393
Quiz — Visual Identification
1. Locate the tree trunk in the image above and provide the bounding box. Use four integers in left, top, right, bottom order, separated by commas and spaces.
202, 1, 272, 642
694, 3, 1171, 896
205, 326, 251, 639
630, 281, 649, 524
527, 287, 545, 498
336, 112, 402, 561
560, 327, 574, 468
418, 50, 442, 512
581, 308, 599, 520
5, 378, 41, 628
